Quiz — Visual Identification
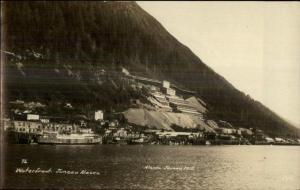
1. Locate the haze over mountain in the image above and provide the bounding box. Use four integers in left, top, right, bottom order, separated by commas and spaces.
2, 1, 299, 137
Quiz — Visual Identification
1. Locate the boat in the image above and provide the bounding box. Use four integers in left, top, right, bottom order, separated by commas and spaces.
37, 131, 102, 145
127, 137, 148, 145
114, 137, 128, 145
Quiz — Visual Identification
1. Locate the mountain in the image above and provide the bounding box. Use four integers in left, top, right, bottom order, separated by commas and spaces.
2, 1, 299, 137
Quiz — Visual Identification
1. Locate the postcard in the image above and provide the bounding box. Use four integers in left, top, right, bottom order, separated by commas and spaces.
1, 1, 299, 189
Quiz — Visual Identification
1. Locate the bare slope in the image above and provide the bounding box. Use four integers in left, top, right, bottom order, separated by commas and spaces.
123, 108, 214, 132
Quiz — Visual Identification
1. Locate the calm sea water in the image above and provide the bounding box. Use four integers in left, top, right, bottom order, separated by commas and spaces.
2, 144, 300, 189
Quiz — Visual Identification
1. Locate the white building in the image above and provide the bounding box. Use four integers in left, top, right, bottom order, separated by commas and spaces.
3, 118, 11, 130
64, 103, 73, 109
40, 118, 50, 123
95, 110, 104, 121
27, 114, 39, 121
122, 67, 130, 76
163, 80, 170, 88
13, 121, 41, 133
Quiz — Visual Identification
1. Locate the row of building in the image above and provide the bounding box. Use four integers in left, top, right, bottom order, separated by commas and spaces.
3, 108, 106, 135
5, 118, 80, 135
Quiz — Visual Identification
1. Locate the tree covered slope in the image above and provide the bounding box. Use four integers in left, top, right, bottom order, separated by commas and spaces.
2, 1, 299, 137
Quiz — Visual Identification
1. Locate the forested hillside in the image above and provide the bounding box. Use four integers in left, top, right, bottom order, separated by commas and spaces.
2, 1, 299, 137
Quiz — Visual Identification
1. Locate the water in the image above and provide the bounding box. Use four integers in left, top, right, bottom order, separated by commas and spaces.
2, 145, 300, 189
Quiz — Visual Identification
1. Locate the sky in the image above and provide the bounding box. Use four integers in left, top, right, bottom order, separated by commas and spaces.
138, 1, 300, 127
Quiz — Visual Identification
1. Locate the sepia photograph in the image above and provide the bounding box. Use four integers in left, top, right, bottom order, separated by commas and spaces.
0, 1, 300, 189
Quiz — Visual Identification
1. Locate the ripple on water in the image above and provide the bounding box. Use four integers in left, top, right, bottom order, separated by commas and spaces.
3, 145, 300, 189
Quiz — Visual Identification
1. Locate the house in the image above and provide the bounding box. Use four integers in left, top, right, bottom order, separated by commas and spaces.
163, 80, 170, 88
80, 120, 87, 127
162, 80, 170, 88
64, 103, 73, 109
40, 118, 50, 123
122, 67, 130, 76
113, 128, 128, 138
95, 110, 104, 121
109, 120, 119, 128
27, 114, 39, 121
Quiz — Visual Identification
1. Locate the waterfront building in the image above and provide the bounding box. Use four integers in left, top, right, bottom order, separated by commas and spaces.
9, 119, 80, 134
239, 128, 253, 136
156, 131, 202, 139
12, 120, 41, 133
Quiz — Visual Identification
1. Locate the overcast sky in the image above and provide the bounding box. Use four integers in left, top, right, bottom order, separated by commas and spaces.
138, 1, 300, 127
